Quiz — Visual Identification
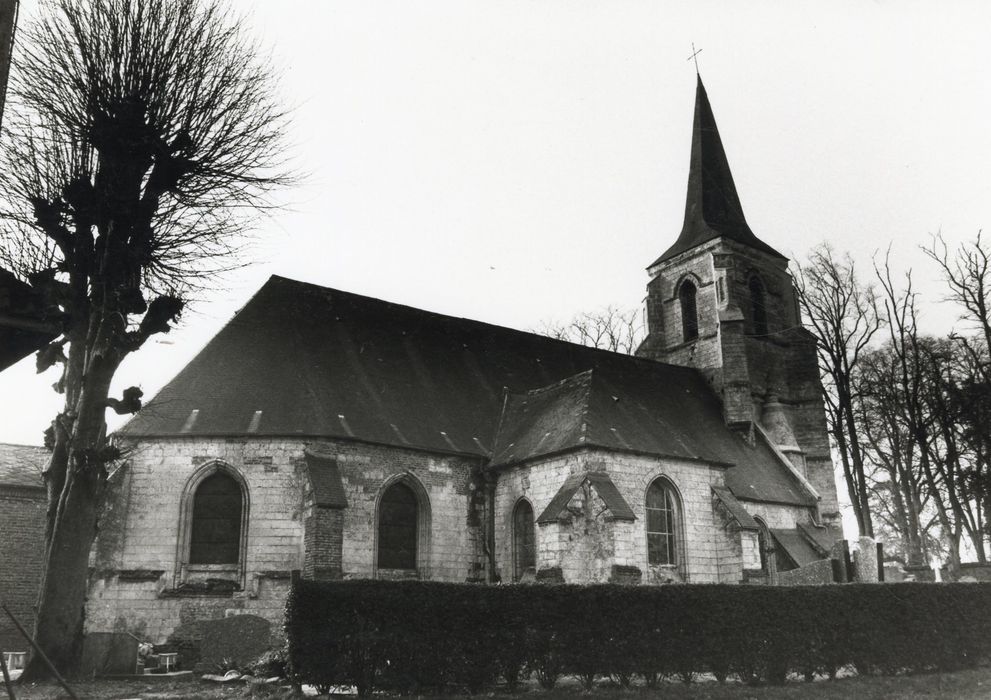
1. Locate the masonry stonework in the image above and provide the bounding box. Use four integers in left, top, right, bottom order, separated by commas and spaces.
492, 448, 746, 585
87, 436, 484, 643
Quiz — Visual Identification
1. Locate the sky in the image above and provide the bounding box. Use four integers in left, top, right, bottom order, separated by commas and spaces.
2, 0, 990, 484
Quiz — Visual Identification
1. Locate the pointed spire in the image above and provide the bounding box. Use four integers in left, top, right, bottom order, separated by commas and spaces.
652, 75, 785, 266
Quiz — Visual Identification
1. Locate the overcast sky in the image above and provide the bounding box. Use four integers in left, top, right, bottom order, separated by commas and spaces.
2, 0, 991, 453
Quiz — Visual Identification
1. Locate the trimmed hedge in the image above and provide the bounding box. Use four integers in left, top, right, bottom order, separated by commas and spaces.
285, 580, 991, 695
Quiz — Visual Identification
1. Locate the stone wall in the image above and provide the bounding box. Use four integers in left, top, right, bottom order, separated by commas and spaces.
0, 486, 45, 652
321, 438, 484, 582
642, 240, 722, 379
87, 436, 484, 643
87, 438, 308, 642
776, 558, 836, 586
639, 239, 840, 529
492, 447, 741, 584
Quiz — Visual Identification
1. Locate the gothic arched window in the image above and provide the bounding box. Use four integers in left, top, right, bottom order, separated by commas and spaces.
749, 275, 768, 336
513, 499, 536, 581
378, 482, 419, 570
679, 280, 699, 342
645, 478, 681, 567
189, 471, 244, 565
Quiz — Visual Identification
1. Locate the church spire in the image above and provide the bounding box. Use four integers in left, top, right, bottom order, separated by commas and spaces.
652, 75, 785, 266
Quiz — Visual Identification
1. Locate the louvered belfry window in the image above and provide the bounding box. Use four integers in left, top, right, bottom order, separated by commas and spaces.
646, 479, 678, 567
190, 472, 242, 565
378, 482, 418, 569
679, 280, 699, 341
749, 275, 768, 336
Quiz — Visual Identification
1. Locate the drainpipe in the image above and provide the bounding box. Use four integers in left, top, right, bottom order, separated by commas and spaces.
485, 470, 498, 583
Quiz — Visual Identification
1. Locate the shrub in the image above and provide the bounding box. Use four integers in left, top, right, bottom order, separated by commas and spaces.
285, 580, 991, 693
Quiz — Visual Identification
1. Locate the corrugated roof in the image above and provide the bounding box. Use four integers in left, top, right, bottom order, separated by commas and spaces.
121, 275, 814, 507
536, 471, 636, 524
0, 443, 48, 489
302, 450, 348, 509
651, 75, 785, 267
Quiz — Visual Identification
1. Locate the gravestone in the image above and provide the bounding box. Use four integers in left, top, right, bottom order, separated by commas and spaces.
165, 613, 271, 672
854, 537, 879, 582
80, 632, 138, 676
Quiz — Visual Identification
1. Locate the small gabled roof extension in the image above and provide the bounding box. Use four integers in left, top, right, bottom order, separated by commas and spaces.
302, 449, 348, 509
536, 471, 636, 524
771, 527, 825, 568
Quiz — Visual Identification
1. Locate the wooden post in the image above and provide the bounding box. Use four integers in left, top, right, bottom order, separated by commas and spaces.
841, 540, 853, 582
876, 542, 885, 582
0, 604, 78, 700
0, 650, 15, 700
830, 557, 845, 583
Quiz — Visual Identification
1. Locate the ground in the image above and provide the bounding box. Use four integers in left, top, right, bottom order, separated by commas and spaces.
9, 667, 991, 699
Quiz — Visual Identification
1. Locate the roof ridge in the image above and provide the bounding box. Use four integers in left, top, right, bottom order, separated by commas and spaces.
509, 368, 594, 399
263, 275, 699, 377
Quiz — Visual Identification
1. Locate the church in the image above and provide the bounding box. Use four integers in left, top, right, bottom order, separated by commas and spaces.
85, 76, 841, 643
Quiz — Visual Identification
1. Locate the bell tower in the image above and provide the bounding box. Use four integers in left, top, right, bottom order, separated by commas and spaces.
636, 75, 839, 524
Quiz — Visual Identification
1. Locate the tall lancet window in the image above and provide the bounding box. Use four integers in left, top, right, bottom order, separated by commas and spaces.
190, 472, 243, 565
749, 275, 768, 336
646, 478, 681, 567
512, 500, 536, 581
378, 482, 418, 570
679, 280, 699, 342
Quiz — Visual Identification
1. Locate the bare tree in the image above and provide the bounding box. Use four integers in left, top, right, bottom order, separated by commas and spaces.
924, 232, 991, 354
0, 0, 288, 677
794, 244, 882, 537
924, 232, 991, 548
854, 343, 933, 566
537, 305, 644, 354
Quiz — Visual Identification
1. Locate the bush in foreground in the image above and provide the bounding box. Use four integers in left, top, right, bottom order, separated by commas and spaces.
285, 580, 991, 696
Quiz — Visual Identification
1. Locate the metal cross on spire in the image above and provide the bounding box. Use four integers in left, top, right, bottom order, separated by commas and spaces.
687, 42, 702, 74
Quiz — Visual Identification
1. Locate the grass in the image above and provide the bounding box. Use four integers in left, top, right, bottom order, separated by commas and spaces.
9, 667, 991, 699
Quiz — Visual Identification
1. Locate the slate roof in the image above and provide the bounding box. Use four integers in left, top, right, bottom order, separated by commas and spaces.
711, 485, 759, 531
489, 369, 809, 509
797, 521, 834, 557
302, 450, 348, 509
536, 471, 636, 524
771, 528, 824, 568
0, 443, 48, 490
651, 75, 785, 266
121, 275, 815, 507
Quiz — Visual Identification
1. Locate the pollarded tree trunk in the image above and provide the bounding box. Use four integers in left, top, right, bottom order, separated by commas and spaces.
29, 345, 121, 677
32, 461, 104, 675
1, 0, 288, 677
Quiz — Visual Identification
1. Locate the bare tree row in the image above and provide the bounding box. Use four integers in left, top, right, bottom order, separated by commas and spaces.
795, 236, 991, 570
